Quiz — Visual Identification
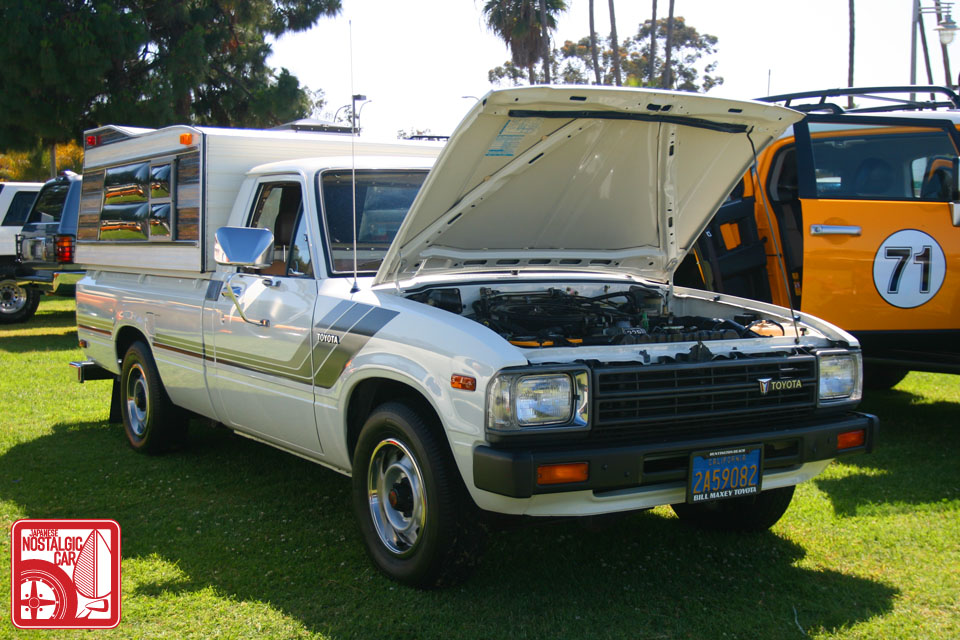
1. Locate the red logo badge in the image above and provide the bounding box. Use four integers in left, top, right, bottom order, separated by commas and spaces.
10, 519, 121, 629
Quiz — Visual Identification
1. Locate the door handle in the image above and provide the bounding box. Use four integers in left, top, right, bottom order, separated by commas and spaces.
810, 224, 861, 236
221, 273, 270, 327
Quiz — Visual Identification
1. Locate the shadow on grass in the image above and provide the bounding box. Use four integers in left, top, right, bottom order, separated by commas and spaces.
0, 328, 77, 353
815, 388, 960, 517
1, 419, 897, 639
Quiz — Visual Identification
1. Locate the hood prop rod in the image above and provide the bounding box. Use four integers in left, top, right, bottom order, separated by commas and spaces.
747, 130, 801, 344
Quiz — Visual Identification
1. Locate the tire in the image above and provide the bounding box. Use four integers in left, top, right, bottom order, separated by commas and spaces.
671, 485, 795, 532
0, 279, 40, 324
119, 340, 186, 453
863, 364, 909, 391
15, 559, 78, 622
352, 401, 485, 588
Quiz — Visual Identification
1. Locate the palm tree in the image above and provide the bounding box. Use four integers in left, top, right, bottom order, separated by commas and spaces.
662, 0, 675, 88
608, 0, 622, 85
589, 0, 601, 84
848, 0, 855, 108
483, 0, 567, 84
649, 0, 658, 86
540, 0, 551, 83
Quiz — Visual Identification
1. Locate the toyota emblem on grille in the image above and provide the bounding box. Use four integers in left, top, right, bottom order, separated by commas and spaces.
758, 377, 802, 394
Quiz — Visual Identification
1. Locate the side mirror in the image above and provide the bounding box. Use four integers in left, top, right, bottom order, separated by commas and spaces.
214, 227, 274, 267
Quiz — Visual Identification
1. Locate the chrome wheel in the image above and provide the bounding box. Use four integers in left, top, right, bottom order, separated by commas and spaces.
125, 363, 149, 437
367, 437, 426, 556
0, 280, 27, 315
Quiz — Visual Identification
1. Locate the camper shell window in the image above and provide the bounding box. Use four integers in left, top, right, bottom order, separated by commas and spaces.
99, 160, 175, 241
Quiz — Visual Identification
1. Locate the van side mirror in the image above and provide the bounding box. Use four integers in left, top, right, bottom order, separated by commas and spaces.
214, 227, 274, 267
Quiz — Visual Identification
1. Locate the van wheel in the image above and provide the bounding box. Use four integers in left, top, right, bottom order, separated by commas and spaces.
0, 280, 40, 324
671, 486, 795, 532
120, 340, 186, 453
352, 402, 485, 588
863, 364, 909, 390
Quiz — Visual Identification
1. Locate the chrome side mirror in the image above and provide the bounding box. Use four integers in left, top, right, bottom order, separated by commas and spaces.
214, 227, 274, 267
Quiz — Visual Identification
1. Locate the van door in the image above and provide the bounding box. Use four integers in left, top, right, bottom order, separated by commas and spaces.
207, 176, 323, 454
794, 116, 960, 367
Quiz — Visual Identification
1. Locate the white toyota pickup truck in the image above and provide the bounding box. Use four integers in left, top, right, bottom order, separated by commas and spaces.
73, 87, 877, 587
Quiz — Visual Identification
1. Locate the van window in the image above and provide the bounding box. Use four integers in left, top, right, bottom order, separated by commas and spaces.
26, 183, 69, 224
320, 170, 428, 274
809, 123, 957, 201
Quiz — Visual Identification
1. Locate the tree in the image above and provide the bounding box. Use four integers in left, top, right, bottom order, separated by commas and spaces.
662, 0, 675, 88
649, 0, 658, 86
550, 17, 723, 91
608, 0, 622, 86
848, 0, 855, 108
483, 0, 567, 84
0, 1, 341, 164
589, 0, 601, 84
0, 141, 83, 182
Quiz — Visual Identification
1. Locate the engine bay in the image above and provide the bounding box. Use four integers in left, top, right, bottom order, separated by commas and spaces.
408, 284, 789, 348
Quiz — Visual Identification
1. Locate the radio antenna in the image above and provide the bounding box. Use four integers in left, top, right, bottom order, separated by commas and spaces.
349, 19, 360, 294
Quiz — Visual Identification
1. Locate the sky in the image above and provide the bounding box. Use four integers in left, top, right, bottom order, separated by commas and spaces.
268, 1, 957, 139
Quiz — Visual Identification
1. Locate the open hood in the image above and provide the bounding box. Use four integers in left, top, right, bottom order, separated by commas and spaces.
374, 86, 802, 286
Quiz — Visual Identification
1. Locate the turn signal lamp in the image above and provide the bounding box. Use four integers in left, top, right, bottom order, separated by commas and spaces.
536, 462, 588, 486
54, 234, 75, 263
450, 374, 476, 391
837, 429, 866, 450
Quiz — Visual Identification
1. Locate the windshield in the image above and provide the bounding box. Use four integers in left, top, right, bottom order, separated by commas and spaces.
319, 169, 428, 275
26, 182, 69, 224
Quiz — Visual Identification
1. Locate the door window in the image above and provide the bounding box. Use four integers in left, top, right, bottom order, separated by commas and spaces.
248, 181, 305, 276
808, 122, 958, 201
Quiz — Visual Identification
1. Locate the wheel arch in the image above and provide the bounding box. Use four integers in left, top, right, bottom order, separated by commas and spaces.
344, 375, 446, 464
115, 325, 149, 366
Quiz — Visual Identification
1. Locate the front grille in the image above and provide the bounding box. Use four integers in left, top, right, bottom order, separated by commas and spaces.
590, 355, 818, 445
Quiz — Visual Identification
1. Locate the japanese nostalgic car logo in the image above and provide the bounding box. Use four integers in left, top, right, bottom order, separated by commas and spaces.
758, 378, 802, 395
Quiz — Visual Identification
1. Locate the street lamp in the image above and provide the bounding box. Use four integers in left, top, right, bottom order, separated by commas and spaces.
936, 14, 959, 44
912, 1, 958, 88
351, 94, 367, 134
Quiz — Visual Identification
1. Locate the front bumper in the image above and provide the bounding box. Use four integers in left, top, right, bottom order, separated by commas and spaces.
473, 412, 877, 498
17, 270, 83, 295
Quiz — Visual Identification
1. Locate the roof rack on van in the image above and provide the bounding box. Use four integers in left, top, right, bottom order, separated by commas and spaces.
759, 85, 960, 114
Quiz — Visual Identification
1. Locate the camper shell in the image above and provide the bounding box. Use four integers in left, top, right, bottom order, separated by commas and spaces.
78, 125, 441, 274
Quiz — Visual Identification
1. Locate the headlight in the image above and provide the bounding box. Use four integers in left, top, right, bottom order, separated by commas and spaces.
486, 368, 589, 435
817, 351, 862, 404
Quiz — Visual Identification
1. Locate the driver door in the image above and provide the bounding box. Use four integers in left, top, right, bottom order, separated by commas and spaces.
208, 177, 323, 455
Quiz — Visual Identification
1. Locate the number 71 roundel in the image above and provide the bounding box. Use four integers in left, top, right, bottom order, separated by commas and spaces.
873, 229, 946, 309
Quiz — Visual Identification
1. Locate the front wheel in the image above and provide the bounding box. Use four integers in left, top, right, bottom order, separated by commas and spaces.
119, 340, 186, 453
0, 279, 40, 324
352, 402, 485, 588
671, 485, 796, 532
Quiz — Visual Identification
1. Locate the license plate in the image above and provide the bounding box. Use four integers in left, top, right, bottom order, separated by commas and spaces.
687, 445, 762, 504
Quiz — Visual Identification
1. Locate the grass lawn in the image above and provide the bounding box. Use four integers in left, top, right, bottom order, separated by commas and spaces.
1, 297, 958, 639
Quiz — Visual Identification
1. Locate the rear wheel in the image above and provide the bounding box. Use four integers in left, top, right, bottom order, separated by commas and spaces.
119, 340, 186, 453
352, 402, 485, 588
0, 279, 40, 324
671, 485, 795, 532
863, 364, 909, 391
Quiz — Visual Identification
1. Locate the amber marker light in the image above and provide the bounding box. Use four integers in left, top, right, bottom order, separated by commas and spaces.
450, 374, 476, 391
537, 462, 589, 486
837, 429, 866, 450
180, 133, 194, 145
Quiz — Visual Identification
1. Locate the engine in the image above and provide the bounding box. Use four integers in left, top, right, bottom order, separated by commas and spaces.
467, 287, 759, 347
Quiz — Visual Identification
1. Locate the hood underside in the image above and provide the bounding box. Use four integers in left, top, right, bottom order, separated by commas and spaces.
374, 86, 802, 286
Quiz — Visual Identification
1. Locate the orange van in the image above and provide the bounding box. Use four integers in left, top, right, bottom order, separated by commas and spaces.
678, 86, 960, 388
